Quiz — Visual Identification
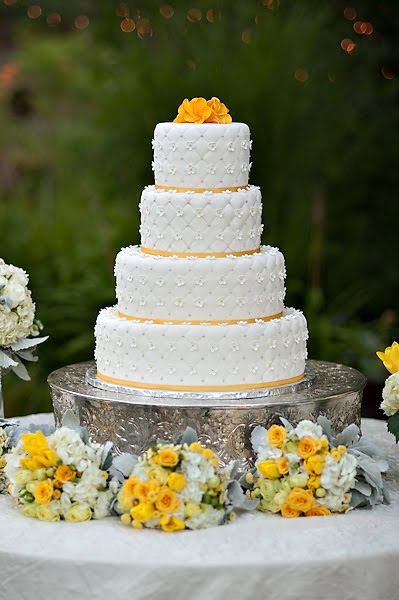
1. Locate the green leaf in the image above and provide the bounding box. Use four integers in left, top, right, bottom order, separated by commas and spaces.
387, 413, 399, 443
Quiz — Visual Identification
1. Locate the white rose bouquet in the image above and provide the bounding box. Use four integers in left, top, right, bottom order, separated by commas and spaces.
113, 428, 256, 532
0, 258, 47, 382
241, 417, 389, 517
377, 341, 399, 442
4, 411, 118, 521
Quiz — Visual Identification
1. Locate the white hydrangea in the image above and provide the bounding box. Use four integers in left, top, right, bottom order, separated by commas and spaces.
294, 420, 324, 439
381, 372, 399, 417
185, 504, 224, 530
180, 452, 215, 483
0, 259, 37, 346
320, 452, 357, 511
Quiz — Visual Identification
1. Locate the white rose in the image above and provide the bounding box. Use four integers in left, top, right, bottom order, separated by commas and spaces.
381, 372, 399, 417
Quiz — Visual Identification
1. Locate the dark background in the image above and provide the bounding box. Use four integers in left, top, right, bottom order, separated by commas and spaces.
0, 0, 398, 416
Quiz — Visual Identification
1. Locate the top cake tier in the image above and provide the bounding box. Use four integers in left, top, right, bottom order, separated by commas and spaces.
152, 123, 251, 190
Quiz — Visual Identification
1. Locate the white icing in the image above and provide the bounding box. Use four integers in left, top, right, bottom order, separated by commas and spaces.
95, 307, 308, 388
153, 123, 251, 189
115, 245, 285, 321
140, 185, 263, 254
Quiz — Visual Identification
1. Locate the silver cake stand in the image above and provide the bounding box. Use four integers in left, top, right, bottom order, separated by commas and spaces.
48, 360, 366, 470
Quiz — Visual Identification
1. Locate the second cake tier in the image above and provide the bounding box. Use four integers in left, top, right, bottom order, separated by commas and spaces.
116, 245, 286, 322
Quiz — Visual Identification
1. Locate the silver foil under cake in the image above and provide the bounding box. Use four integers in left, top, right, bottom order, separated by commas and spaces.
48, 360, 366, 471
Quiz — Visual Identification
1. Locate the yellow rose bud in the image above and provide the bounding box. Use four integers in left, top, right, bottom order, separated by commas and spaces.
315, 487, 326, 498
376, 341, 399, 374
64, 504, 92, 522
15, 470, 34, 485
257, 460, 281, 480
245, 473, 254, 485
121, 513, 131, 525
0, 457, 6, 469
132, 520, 144, 529
130, 502, 155, 523
208, 476, 220, 488
297, 436, 318, 459
307, 475, 321, 489
189, 442, 202, 452
167, 472, 187, 493
33, 479, 53, 505
285, 487, 315, 514
185, 502, 201, 518
159, 515, 185, 532
229, 511, 236, 521
337, 445, 347, 455
331, 449, 341, 462
52, 489, 61, 500
288, 473, 309, 488
267, 424, 287, 448
155, 487, 180, 514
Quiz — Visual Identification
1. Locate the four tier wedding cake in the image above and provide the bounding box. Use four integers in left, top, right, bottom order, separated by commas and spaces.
94, 97, 308, 392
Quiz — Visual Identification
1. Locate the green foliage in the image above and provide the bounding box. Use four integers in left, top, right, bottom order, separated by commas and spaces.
387, 412, 399, 443
0, 0, 398, 415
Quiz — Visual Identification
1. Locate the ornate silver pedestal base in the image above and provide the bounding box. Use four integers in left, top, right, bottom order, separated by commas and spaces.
48, 360, 366, 470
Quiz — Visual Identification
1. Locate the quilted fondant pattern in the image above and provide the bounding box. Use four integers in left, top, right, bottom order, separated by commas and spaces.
95, 307, 308, 388
139, 185, 263, 253
153, 122, 251, 189
115, 245, 286, 321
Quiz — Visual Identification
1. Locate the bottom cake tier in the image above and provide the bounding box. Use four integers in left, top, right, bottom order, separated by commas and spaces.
94, 306, 308, 391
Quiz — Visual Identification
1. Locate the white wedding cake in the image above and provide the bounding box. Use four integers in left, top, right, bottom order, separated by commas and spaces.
94, 98, 308, 392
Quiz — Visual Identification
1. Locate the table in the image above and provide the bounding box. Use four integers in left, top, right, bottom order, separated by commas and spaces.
0, 417, 398, 600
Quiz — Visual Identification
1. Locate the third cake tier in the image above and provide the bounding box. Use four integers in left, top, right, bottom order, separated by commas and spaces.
116, 245, 285, 322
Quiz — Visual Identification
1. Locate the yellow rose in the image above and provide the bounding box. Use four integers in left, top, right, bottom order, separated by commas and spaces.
33, 480, 53, 505
20, 449, 58, 471
257, 460, 281, 479
130, 502, 155, 523
330, 449, 341, 462
167, 472, 187, 493
15, 470, 35, 485
36, 505, 60, 522
55, 465, 75, 484
22, 431, 49, 456
64, 504, 92, 522
21, 502, 39, 519
305, 505, 332, 517
267, 425, 287, 448
155, 486, 180, 514
147, 466, 169, 485
122, 476, 140, 498
304, 454, 325, 475
377, 341, 399, 374
297, 436, 318, 459
121, 513, 131, 526
285, 488, 315, 514
201, 448, 216, 461
281, 502, 301, 518
185, 502, 202, 518
277, 457, 290, 475
159, 515, 185, 532
173, 97, 212, 124
189, 442, 202, 452
206, 97, 233, 124
152, 448, 179, 468
134, 480, 160, 503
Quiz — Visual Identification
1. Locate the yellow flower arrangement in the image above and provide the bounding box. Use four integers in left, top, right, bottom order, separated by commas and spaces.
33, 479, 54, 505
116, 431, 241, 532
173, 97, 232, 124
377, 341, 399, 374
244, 419, 363, 518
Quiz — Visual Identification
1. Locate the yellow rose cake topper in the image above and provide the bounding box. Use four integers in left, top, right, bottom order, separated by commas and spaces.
173, 97, 232, 124
376, 341, 399, 374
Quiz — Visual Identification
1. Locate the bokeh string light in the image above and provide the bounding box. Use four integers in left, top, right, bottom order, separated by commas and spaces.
27, 5, 41, 19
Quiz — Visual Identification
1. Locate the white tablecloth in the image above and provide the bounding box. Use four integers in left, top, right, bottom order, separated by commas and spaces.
1, 416, 398, 600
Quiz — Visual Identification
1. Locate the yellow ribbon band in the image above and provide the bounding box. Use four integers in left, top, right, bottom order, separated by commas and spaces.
96, 372, 305, 392
140, 247, 261, 258
117, 310, 283, 325
154, 184, 249, 193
